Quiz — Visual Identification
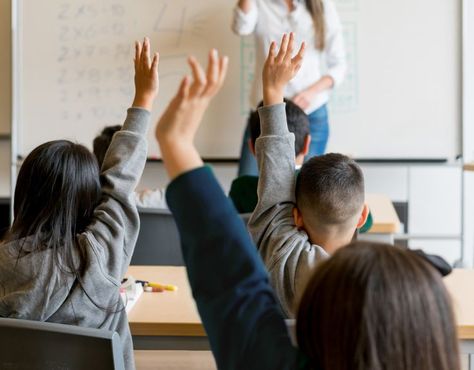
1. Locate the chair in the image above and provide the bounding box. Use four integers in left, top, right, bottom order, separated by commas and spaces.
0, 317, 125, 370
132, 209, 253, 266
132, 208, 184, 266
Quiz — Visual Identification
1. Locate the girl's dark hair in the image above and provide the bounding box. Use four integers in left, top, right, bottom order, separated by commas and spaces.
305, 0, 326, 50
296, 242, 460, 370
5, 140, 101, 275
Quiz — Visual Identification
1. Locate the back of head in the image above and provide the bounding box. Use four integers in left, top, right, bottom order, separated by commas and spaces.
296, 153, 364, 233
7, 140, 101, 272
248, 99, 310, 156
93, 125, 122, 168
296, 242, 460, 370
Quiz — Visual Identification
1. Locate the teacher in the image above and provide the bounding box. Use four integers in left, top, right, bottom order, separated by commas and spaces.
232, 0, 346, 176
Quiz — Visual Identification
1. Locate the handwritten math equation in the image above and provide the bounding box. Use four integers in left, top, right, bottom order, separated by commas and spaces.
55, 0, 210, 124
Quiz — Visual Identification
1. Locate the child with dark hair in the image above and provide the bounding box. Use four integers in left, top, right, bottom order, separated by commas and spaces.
93, 125, 166, 208
229, 99, 311, 213
153, 40, 460, 370
93, 125, 122, 167
248, 33, 369, 316
0, 38, 159, 370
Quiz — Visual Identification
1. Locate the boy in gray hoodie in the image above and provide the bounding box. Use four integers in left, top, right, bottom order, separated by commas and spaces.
0, 38, 159, 369
249, 33, 369, 317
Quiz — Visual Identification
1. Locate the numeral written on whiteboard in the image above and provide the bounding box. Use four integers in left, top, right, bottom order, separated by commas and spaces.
57, 3, 125, 20
153, 4, 206, 46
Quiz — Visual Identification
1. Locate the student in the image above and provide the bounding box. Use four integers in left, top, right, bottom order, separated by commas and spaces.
0, 38, 159, 370
154, 44, 460, 370
229, 99, 310, 213
248, 33, 368, 316
93, 125, 167, 208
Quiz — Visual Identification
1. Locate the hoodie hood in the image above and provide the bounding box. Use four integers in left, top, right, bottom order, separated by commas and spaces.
0, 237, 75, 321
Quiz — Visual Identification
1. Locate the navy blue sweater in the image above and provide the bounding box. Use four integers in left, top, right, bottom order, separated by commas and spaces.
166, 166, 303, 370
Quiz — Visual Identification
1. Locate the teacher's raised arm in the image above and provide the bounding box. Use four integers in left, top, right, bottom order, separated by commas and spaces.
232, 0, 347, 176
232, 0, 258, 35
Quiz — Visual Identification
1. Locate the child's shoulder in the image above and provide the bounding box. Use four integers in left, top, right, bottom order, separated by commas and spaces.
229, 175, 259, 214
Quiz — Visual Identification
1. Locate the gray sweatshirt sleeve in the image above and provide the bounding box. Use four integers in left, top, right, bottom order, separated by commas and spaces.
248, 103, 328, 317
85, 107, 150, 281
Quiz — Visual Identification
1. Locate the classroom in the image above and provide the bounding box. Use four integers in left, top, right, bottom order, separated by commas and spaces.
0, 0, 474, 369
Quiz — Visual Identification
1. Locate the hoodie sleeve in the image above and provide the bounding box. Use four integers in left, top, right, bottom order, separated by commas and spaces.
166, 166, 298, 370
84, 107, 150, 281
248, 103, 329, 317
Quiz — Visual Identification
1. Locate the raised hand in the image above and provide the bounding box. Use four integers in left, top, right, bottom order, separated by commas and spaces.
156, 49, 229, 180
262, 33, 305, 106
132, 37, 160, 111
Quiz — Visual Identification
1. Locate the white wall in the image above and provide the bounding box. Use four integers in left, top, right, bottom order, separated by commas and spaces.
0, 0, 11, 134
355, 164, 464, 266
0, 143, 10, 197
0, 0, 11, 198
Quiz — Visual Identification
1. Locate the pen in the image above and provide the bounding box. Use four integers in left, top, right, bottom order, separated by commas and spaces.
147, 282, 178, 291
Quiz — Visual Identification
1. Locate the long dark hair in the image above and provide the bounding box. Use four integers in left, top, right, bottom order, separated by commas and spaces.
5, 140, 101, 275
296, 242, 460, 370
305, 0, 326, 50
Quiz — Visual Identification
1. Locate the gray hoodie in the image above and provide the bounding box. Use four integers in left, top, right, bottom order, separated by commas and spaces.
0, 107, 150, 370
248, 103, 329, 318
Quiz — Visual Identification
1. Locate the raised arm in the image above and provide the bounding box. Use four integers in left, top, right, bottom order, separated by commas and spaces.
156, 50, 298, 370
248, 34, 305, 245
247, 35, 329, 317
238, 0, 254, 13
231, 0, 258, 35
86, 38, 159, 279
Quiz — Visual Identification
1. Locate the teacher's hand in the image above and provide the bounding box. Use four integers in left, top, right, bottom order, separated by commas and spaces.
292, 88, 317, 111
263, 33, 305, 105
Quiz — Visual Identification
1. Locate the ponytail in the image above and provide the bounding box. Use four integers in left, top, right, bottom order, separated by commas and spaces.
305, 0, 326, 50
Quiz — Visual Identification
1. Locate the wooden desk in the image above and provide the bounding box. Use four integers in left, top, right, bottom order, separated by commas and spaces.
464, 162, 474, 172
134, 350, 216, 370
128, 267, 474, 360
366, 194, 400, 234
445, 269, 474, 339
360, 193, 400, 244
444, 269, 474, 368
127, 266, 207, 350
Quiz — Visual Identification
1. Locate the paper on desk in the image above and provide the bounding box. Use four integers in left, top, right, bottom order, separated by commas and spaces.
120, 276, 144, 313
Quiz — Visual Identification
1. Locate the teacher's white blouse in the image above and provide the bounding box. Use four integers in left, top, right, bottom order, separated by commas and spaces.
232, 0, 346, 113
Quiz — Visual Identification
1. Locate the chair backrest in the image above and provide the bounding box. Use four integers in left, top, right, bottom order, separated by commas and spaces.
0, 317, 125, 370
132, 209, 253, 266
132, 208, 184, 266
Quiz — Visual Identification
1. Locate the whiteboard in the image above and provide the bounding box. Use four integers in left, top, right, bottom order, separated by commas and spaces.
326, 0, 461, 159
17, 0, 461, 160
18, 0, 248, 158
463, 0, 474, 161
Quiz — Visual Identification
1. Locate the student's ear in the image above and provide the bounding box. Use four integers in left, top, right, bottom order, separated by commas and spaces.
302, 134, 311, 156
248, 139, 256, 156
293, 207, 305, 228
356, 203, 370, 229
